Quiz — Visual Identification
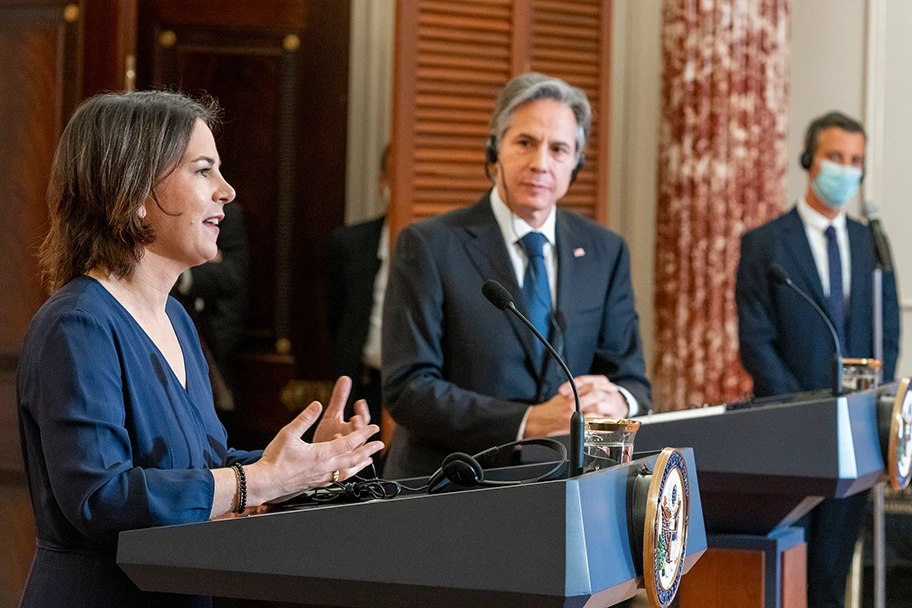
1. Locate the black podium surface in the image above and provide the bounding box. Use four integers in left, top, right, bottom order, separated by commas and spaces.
635, 389, 884, 534
118, 450, 706, 607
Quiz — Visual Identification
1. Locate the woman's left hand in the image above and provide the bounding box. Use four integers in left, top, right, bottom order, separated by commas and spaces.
312, 376, 371, 443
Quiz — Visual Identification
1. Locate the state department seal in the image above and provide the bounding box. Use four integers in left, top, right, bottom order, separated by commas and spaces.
889, 378, 912, 491
643, 448, 690, 608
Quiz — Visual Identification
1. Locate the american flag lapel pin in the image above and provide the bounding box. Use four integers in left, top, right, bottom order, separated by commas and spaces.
573, 247, 585, 258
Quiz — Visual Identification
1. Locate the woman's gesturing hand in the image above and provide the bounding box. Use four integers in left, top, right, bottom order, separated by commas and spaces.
247, 399, 383, 506
313, 376, 372, 443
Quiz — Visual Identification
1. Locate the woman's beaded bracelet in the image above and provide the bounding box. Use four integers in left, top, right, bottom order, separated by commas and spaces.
231, 462, 247, 514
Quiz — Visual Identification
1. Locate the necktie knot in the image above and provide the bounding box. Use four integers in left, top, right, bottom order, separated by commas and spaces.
520, 232, 547, 260
825, 225, 837, 242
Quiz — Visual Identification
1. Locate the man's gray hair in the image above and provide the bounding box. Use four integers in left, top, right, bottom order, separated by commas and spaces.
489, 72, 592, 166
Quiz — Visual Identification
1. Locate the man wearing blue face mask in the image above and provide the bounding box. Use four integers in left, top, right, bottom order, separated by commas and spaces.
736, 111, 901, 608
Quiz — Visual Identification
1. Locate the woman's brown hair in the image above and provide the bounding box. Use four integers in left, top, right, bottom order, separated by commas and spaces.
39, 90, 220, 292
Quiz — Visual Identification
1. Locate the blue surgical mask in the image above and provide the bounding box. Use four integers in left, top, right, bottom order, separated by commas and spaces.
811, 159, 862, 209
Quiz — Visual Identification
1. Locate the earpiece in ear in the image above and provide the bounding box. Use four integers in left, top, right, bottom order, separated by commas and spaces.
799, 150, 813, 171
485, 135, 498, 165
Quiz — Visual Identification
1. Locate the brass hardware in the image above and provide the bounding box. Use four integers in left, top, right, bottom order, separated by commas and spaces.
275, 337, 292, 355
159, 30, 177, 48
282, 34, 301, 52
124, 55, 136, 92
63, 4, 79, 23
281, 380, 334, 413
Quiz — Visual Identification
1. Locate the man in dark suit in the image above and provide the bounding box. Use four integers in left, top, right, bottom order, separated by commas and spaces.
382, 73, 651, 479
327, 146, 390, 432
736, 111, 900, 608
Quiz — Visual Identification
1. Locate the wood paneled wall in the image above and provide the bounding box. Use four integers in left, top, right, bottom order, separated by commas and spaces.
0, 4, 82, 604
389, 0, 612, 239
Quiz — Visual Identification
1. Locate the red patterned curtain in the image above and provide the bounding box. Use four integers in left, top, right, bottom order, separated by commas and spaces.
654, 0, 790, 410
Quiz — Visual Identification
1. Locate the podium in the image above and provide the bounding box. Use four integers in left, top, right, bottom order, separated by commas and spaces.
634, 389, 889, 608
118, 450, 706, 607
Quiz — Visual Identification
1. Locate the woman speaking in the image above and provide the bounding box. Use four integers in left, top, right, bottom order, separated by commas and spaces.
16, 90, 382, 607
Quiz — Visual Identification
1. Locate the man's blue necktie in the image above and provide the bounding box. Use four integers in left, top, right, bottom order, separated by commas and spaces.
825, 225, 845, 348
519, 232, 552, 359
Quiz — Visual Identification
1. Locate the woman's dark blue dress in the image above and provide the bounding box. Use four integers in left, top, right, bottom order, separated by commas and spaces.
17, 276, 262, 607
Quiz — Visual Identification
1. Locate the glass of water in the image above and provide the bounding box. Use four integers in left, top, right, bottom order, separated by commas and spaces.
842, 358, 882, 392
583, 418, 641, 473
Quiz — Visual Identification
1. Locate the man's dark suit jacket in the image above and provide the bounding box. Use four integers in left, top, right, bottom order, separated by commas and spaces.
326, 216, 385, 412
381, 194, 651, 478
736, 206, 899, 397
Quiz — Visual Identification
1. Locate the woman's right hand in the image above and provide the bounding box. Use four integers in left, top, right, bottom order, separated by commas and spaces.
247, 401, 383, 506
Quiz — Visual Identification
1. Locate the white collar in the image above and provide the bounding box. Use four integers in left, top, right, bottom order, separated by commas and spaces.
796, 196, 846, 233
489, 185, 557, 247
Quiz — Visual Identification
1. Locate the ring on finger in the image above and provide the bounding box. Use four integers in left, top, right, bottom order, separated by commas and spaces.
332, 469, 341, 483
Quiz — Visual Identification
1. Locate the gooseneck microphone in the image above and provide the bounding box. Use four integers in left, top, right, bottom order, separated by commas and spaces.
768, 264, 843, 396
863, 201, 893, 272
482, 279, 585, 477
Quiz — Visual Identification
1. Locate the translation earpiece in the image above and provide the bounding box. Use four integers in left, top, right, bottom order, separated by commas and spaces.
485, 135, 498, 165
441, 452, 485, 486
427, 438, 567, 494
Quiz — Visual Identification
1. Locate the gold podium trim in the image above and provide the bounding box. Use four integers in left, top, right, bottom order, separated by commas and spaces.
888, 377, 912, 491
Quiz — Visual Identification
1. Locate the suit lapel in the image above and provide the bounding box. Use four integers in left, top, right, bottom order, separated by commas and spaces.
459, 197, 540, 369
554, 211, 582, 367
781, 207, 828, 310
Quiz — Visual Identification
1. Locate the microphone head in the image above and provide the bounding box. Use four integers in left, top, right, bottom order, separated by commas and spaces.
482, 279, 514, 310
769, 263, 791, 286
863, 200, 880, 221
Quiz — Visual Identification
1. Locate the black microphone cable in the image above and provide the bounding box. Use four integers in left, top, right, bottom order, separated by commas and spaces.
289, 462, 405, 505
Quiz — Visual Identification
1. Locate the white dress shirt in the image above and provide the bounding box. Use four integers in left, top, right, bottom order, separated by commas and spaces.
361, 219, 389, 370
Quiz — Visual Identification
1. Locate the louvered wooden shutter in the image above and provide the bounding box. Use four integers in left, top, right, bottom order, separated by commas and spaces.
390, 0, 611, 239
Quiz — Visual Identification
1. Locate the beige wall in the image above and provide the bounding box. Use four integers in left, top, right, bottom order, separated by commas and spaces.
345, 0, 395, 225
876, 0, 911, 377
608, 0, 662, 381
786, 0, 867, 204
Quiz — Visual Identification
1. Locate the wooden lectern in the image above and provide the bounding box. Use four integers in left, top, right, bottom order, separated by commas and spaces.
117, 450, 706, 607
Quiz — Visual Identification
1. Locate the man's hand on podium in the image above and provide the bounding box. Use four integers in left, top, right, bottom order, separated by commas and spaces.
523, 375, 628, 439
561, 375, 628, 418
